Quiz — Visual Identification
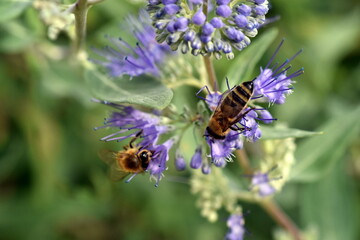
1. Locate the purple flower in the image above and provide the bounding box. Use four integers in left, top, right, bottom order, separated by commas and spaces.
190, 147, 202, 169
210, 17, 224, 28
174, 17, 189, 31
216, 5, 232, 18
94, 99, 174, 186
202, 23, 215, 36
206, 130, 243, 167
253, 39, 304, 104
175, 150, 186, 171
234, 14, 248, 28
91, 10, 172, 78
192, 9, 206, 25
147, 138, 175, 187
147, 0, 270, 58
201, 162, 211, 174
216, 0, 231, 5
253, 5, 269, 15
164, 4, 180, 15
225, 214, 245, 240
250, 171, 276, 196
189, 0, 203, 5
235, 4, 251, 16
198, 41, 303, 162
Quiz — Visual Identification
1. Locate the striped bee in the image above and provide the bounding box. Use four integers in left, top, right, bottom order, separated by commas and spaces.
206, 80, 254, 139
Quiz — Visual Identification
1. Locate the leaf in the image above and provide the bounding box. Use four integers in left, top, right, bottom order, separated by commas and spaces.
85, 68, 173, 109
222, 28, 278, 91
0, 0, 32, 23
0, 20, 36, 53
290, 105, 360, 182
300, 160, 358, 240
261, 125, 321, 140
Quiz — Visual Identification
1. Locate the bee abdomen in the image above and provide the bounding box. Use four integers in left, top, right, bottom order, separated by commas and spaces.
235, 85, 252, 99
206, 126, 226, 140
230, 90, 247, 106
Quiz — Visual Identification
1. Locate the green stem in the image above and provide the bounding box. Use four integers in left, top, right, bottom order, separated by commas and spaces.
235, 149, 254, 175
203, 56, 217, 91
236, 149, 302, 240
70, 0, 104, 55
167, 78, 205, 89
72, 0, 88, 54
260, 200, 303, 240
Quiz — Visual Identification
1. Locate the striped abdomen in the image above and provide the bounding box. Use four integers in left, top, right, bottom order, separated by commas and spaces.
206, 80, 254, 139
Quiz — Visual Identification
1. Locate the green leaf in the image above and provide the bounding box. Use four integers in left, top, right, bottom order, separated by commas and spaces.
222, 28, 278, 91
0, 20, 36, 52
85, 68, 173, 109
261, 125, 321, 140
290, 105, 360, 182
0, 0, 32, 23
300, 160, 358, 240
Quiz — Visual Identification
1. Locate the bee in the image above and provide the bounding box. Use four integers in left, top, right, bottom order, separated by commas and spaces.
206, 80, 254, 140
99, 132, 153, 181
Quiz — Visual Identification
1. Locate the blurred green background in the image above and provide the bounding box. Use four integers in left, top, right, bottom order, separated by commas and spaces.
0, 0, 359, 239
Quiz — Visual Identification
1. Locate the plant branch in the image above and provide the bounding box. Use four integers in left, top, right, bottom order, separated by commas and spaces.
70, 0, 104, 55
236, 149, 302, 240
260, 200, 303, 240
235, 149, 254, 175
71, 0, 88, 54
203, 56, 217, 91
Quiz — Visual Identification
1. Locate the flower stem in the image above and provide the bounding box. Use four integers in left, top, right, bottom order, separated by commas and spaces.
235, 149, 254, 175
260, 200, 302, 240
236, 149, 302, 240
203, 56, 217, 91
70, 0, 104, 55
72, 0, 88, 54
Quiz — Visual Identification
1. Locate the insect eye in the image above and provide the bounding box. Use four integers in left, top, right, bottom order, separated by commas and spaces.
139, 151, 149, 161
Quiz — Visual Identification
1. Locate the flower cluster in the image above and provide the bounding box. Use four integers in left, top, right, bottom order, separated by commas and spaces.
93, 99, 174, 186
92, 10, 172, 78
146, 0, 269, 59
225, 213, 246, 240
249, 170, 276, 196
195, 40, 303, 168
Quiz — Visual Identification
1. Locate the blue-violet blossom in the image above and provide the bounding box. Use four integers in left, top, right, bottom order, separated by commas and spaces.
93, 99, 173, 186
225, 213, 245, 240
146, 0, 270, 59
250, 171, 276, 196
92, 10, 172, 78
199, 40, 303, 165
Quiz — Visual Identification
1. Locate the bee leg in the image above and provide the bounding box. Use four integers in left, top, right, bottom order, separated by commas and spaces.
226, 77, 230, 90
230, 125, 249, 132
230, 108, 255, 127
129, 130, 143, 148
195, 85, 211, 101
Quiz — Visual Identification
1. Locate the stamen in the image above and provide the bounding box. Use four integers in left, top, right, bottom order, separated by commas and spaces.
136, 42, 157, 68
264, 38, 285, 70
125, 56, 145, 69
264, 87, 294, 94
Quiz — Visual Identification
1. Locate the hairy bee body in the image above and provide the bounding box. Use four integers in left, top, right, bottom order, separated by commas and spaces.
207, 80, 254, 139
99, 134, 153, 181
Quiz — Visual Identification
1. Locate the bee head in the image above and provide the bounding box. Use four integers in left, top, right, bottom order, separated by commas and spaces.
139, 150, 151, 162
242, 80, 254, 92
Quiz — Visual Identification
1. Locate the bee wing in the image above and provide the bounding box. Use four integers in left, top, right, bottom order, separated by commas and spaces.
98, 149, 117, 165
98, 149, 130, 181
109, 164, 129, 181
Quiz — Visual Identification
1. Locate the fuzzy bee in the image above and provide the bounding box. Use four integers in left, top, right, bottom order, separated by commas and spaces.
99, 132, 153, 181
